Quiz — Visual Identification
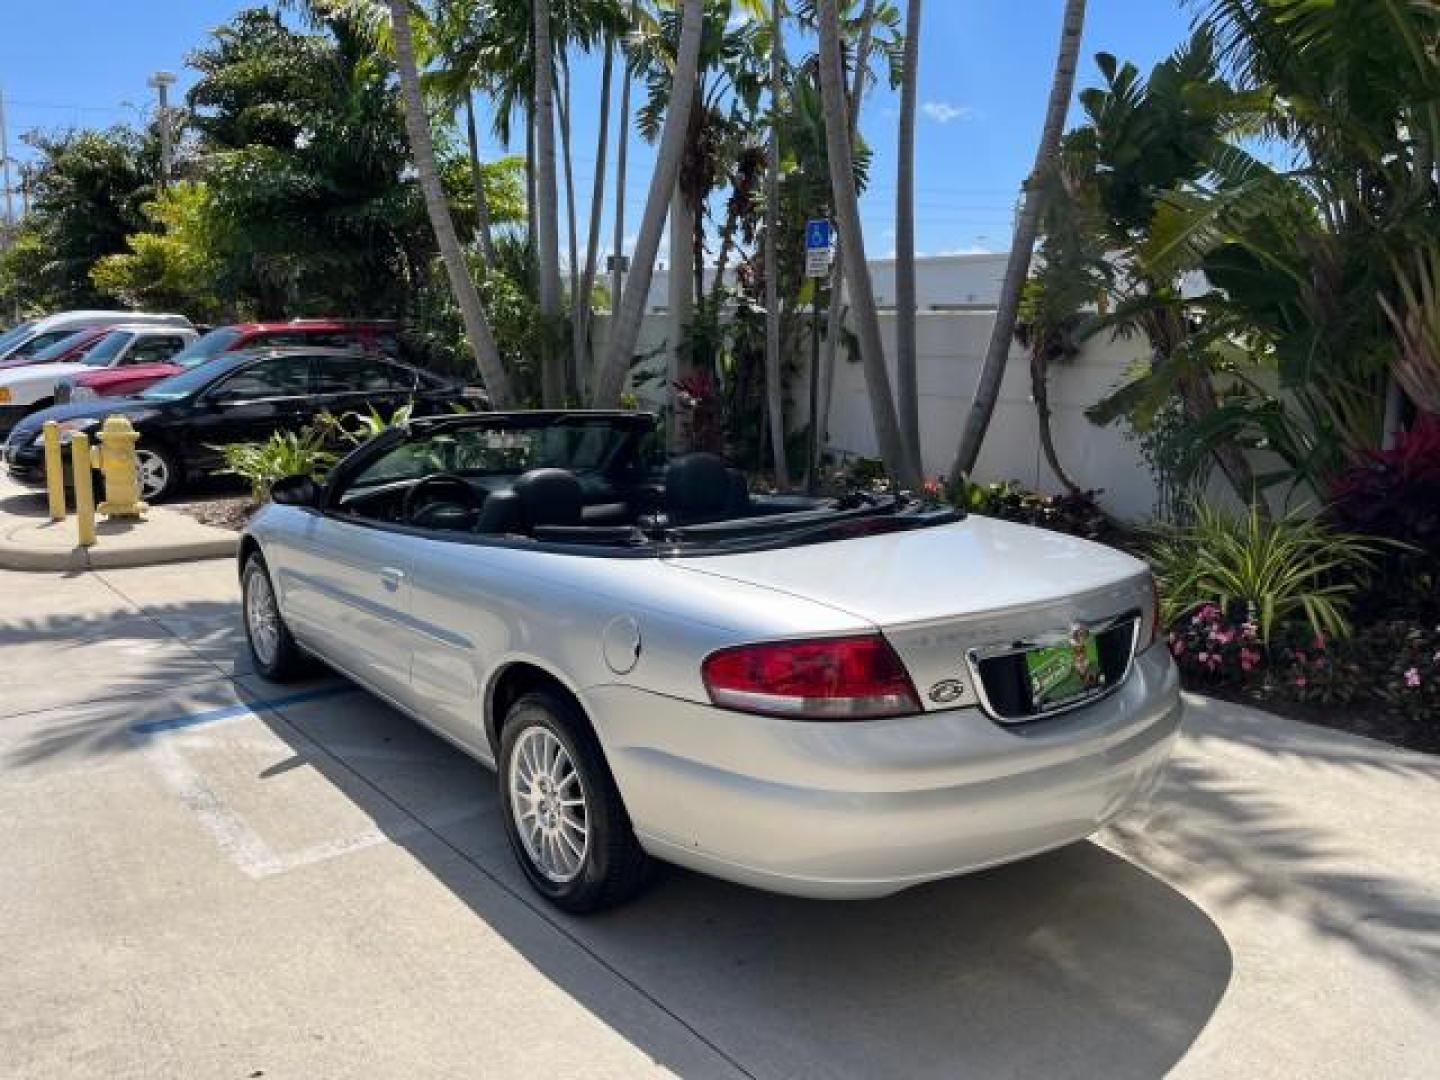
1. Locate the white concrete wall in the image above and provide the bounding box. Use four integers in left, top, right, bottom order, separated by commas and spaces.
639, 252, 1010, 314
823, 310, 1160, 520
594, 306, 1166, 521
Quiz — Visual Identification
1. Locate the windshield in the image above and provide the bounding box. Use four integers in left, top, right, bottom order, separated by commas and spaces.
81, 331, 136, 366
0, 320, 38, 355
349, 420, 635, 488
29, 329, 98, 363
171, 327, 243, 367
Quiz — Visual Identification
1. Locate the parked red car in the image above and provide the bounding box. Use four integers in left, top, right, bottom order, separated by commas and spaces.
58, 320, 400, 403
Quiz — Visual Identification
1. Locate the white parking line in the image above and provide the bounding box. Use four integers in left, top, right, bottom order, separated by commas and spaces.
138, 717, 487, 879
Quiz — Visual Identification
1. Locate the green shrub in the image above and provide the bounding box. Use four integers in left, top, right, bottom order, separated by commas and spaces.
1148, 502, 1383, 644
215, 427, 337, 503
313, 402, 415, 449
958, 479, 1115, 542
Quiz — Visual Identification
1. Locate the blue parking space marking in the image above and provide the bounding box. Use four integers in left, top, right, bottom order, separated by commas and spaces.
131, 685, 359, 735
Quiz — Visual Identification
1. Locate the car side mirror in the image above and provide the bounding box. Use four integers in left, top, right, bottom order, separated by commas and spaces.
270, 474, 321, 508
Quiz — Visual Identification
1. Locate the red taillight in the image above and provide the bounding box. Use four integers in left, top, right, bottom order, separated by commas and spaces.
701, 635, 921, 720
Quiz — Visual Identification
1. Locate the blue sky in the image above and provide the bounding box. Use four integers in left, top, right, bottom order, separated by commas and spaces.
0, 1, 1194, 257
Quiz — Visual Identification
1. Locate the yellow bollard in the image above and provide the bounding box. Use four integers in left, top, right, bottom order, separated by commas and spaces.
71, 433, 97, 548
42, 420, 67, 521
93, 415, 148, 518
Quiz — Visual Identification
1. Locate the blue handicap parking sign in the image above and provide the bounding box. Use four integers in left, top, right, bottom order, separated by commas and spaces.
805, 219, 833, 251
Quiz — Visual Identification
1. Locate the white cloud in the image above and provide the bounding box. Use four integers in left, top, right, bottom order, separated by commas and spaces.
921, 101, 974, 124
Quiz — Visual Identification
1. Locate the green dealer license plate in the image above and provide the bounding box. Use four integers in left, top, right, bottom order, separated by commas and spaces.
1025, 636, 1105, 711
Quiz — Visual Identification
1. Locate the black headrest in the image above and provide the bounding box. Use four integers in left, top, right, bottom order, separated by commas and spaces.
665, 453, 731, 517
475, 489, 523, 534
513, 468, 584, 528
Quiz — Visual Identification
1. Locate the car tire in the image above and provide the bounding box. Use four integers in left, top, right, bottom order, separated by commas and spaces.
498, 689, 652, 913
241, 554, 307, 682
135, 443, 181, 502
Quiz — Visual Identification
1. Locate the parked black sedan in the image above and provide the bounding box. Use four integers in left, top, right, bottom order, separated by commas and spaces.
4, 347, 474, 501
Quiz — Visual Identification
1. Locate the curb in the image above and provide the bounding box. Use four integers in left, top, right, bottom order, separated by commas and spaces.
0, 533, 239, 572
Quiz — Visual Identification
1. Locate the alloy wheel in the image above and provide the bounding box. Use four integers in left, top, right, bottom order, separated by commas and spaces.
134, 448, 170, 500
507, 725, 590, 883
244, 569, 281, 667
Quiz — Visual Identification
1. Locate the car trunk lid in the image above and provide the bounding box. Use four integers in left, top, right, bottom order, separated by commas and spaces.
667, 515, 1155, 719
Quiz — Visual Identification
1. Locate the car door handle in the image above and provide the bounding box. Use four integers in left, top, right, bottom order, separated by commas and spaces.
379, 567, 405, 591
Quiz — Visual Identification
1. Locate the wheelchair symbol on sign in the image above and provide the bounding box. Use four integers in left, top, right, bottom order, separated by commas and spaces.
806, 220, 833, 251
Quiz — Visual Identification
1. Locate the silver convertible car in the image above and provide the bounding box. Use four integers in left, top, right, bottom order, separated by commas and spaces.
240, 411, 1181, 912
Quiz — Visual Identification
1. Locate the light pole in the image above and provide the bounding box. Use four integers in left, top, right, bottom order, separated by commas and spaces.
148, 71, 176, 189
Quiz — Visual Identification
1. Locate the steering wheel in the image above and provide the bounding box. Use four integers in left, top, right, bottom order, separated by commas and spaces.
402, 473, 483, 525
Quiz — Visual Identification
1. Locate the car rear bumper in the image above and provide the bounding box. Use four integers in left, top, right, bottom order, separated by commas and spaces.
584, 644, 1181, 899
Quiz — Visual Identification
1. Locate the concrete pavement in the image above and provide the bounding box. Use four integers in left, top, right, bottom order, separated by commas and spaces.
0, 559, 1436, 1079
0, 472, 237, 571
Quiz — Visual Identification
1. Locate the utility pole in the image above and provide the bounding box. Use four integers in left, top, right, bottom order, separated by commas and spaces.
148, 71, 176, 188
1, 87, 13, 239
0, 86, 15, 322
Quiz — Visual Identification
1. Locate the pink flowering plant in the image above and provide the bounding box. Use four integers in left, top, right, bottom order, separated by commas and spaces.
1369, 621, 1440, 720
1167, 603, 1268, 685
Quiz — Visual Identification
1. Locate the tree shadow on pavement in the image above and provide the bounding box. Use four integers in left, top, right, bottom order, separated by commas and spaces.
1106, 725, 1440, 1000
0, 598, 282, 768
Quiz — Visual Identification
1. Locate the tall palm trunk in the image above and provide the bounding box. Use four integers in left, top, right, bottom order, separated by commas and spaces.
611, 3, 636, 313
764, 0, 791, 489
894, 0, 923, 472
463, 92, 499, 267
1031, 349, 1082, 495
817, 0, 876, 461
387, 0, 515, 408
816, 0, 920, 489
577, 38, 615, 398
558, 61, 582, 401
949, 0, 1086, 488
532, 0, 565, 406
594, 0, 706, 408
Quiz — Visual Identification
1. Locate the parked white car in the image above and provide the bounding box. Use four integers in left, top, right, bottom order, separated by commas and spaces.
0, 324, 198, 432
0, 310, 191, 365
240, 410, 1182, 913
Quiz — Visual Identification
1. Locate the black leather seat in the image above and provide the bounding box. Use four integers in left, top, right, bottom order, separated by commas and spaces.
475, 468, 585, 535
664, 453, 751, 524
411, 502, 480, 531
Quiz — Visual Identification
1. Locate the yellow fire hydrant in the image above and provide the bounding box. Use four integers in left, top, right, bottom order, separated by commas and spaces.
92, 415, 148, 518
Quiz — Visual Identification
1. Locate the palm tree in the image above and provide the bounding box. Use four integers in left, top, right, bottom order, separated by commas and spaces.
611, 13, 634, 311
533, 0, 565, 406
764, 0, 791, 488
894, 0, 922, 470
816, 0, 919, 488
461, 92, 500, 266
949, 0, 1087, 488
576, 36, 616, 398
386, 0, 516, 407
817, 0, 881, 465
594, 0, 707, 407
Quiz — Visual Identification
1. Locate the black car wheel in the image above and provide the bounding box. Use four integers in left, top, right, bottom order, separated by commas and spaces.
498, 689, 652, 913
